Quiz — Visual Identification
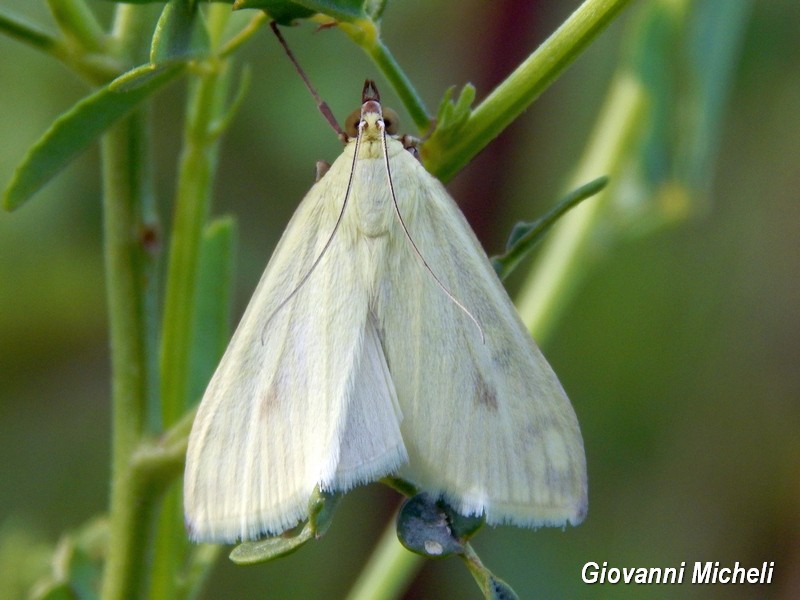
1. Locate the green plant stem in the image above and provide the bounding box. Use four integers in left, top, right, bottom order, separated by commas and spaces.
516, 73, 647, 342
492, 176, 609, 281
110, 3, 157, 65
366, 37, 431, 133
99, 111, 158, 600
219, 11, 268, 58
181, 544, 222, 599
338, 19, 431, 133
97, 6, 164, 600
158, 68, 225, 429
151, 6, 231, 597
346, 516, 423, 600
131, 408, 195, 486
424, 0, 634, 182
0, 8, 121, 82
45, 0, 106, 52
0, 8, 62, 53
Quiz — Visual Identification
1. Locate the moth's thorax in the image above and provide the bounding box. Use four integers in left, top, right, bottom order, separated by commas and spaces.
350, 153, 401, 238
332, 116, 417, 240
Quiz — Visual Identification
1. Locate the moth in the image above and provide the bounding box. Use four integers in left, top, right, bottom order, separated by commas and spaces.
184, 81, 587, 542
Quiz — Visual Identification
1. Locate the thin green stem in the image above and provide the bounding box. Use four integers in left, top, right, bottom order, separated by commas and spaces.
0, 8, 62, 53
492, 176, 609, 281
516, 73, 646, 343
45, 0, 107, 52
181, 544, 222, 599
338, 19, 431, 133
159, 0, 230, 441
110, 3, 157, 65
151, 5, 231, 597
218, 11, 268, 58
424, 0, 634, 182
346, 516, 423, 600
158, 69, 224, 428
0, 8, 121, 83
366, 38, 431, 133
99, 111, 158, 600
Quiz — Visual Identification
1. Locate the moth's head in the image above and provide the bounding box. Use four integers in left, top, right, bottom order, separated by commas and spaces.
344, 80, 400, 141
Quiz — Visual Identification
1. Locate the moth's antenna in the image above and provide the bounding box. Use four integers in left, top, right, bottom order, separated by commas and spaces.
270, 21, 346, 139
378, 118, 486, 344
260, 126, 362, 344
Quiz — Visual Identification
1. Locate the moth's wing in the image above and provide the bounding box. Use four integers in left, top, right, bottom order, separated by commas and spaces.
376, 153, 587, 527
184, 155, 406, 543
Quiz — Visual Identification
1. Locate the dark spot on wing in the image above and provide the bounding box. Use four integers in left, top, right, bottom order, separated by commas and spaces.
260, 383, 279, 422
475, 373, 498, 410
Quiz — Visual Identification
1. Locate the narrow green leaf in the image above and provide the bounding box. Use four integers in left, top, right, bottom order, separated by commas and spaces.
425, 84, 475, 155
150, 0, 211, 64
293, 0, 365, 20
682, 1, 751, 198
232, 0, 315, 25
229, 525, 314, 564
3, 63, 184, 211
187, 217, 237, 405
616, 0, 753, 233
491, 176, 608, 280
229, 488, 340, 564
232, 0, 365, 23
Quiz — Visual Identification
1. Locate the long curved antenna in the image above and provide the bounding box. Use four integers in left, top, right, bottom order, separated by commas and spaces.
260, 129, 363, 344
270, 21, 345, 138
379, 123, 486, 345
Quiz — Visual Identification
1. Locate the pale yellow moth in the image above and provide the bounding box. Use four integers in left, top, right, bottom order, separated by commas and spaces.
184, 81, 587, 543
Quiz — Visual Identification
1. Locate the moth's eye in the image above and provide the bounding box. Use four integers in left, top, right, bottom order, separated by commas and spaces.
383, 108, 400, 135
345, 108, 361, 138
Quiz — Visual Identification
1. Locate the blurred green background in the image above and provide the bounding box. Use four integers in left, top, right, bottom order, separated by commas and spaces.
1, 0, 798, 598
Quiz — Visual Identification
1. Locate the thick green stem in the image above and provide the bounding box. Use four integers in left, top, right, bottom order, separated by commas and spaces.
424, 0, 634, 182
98, 6, 164, 599
99, 111, 157, 600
